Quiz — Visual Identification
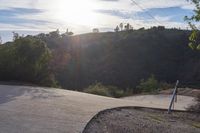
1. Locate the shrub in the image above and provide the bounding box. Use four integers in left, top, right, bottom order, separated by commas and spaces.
136, 75, 159, 92
159, 82, 173, 90
0, 37, 57, 87
123, 88, 134, 96
108, 86, 125, 98
84, 82, 125, 98
84, 83, 111, 97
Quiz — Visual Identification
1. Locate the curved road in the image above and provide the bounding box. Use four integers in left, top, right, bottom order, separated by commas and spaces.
0, 85, 195, 133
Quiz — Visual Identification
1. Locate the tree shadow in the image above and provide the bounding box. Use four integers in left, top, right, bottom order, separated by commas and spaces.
0, 85, 63, 104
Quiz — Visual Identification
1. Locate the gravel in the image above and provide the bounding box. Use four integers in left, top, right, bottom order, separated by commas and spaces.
83, 107, 200, 133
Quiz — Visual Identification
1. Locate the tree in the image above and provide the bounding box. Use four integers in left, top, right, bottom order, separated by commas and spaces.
124, 23, 133, 31
139, 27, 145, 30
93, 28, 99, 33
61, 29, 74, 37
0, 36, 2, 45
136, 75, 159, 93
66, 31, 73, 36
12, 32, 20, 41
157, 26, 165, 30
114, 25, 119, 32
185, 0, 200, 49
13, 37, 55, 85
49, 29, 60, 38
119, 23, 123, 31
185, 0, 200, 112
0, 36, 57, 87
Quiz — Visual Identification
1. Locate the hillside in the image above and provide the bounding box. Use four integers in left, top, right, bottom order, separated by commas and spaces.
1, 28, 200, 92
55, 28, 200, 90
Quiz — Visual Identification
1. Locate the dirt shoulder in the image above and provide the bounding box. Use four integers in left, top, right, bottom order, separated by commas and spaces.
83, 107, 200, 133
159, 88, 200, 97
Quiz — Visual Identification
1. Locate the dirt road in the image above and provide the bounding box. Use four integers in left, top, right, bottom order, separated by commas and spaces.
0, 85, 195, 133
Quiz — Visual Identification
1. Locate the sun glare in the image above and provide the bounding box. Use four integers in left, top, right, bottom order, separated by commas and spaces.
53, 0, 98, 26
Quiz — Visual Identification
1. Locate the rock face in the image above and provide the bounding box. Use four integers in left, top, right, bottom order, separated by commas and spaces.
0, 85, 195, 133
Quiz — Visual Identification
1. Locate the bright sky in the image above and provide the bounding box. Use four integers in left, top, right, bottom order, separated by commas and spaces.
0, 0, 195, 42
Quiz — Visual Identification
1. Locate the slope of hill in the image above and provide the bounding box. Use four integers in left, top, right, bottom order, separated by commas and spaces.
59, 28, 200, 90
1, 28, 200, 92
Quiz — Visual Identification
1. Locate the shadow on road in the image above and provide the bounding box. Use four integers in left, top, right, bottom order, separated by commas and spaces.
0, 85, 62, 104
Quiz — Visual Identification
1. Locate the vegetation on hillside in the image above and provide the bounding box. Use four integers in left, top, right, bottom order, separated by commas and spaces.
0, 27, 200, 95
185, 0, 200, 50
136, 75, 159, 93
136, 75, 173, 93
0, 36, 57, 87
185, 0, 200, 112
84, 82, 125, 98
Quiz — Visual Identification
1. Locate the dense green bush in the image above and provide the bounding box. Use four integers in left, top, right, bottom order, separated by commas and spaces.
136, 75, 159, 92
107, 86, 125, 98
84, 83, 111, 97
0, 37, 57, 87
84, 83, 125, 98
159, 82, 173, 90
136, 76, 173, 93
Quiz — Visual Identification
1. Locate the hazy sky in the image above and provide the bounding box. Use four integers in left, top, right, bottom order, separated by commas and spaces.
0, 0, 194, 42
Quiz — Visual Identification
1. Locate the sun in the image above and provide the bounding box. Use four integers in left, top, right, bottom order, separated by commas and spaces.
53, 0, 98, 26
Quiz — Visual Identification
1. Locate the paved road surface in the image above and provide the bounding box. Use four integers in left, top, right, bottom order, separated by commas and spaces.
0, 85, 195, 133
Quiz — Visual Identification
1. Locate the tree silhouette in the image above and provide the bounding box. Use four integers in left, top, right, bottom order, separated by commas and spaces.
124, 23, 133, 31
185, 0, 200, 50
119, 23, 123, 31
93, 28, 99, 33
62, 29, 74, 36
114, 26, 119, 32
12, 32, 20, 41
185, 0, 200, 113
0, 36, 2, 45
